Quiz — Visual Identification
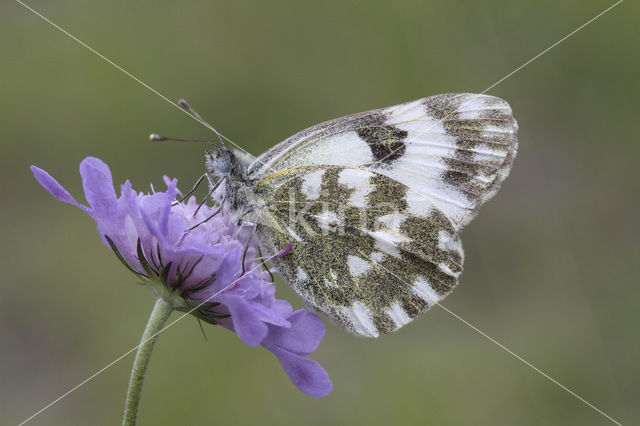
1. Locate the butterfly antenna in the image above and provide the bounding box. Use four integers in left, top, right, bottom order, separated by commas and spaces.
149, 134, 213, 144
178, 99, 225, 146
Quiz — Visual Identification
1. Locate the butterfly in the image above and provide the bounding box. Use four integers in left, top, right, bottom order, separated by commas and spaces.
202, 93, 518, 337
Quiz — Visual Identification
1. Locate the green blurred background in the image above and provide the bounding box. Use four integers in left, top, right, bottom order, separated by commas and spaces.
2, 0, 638, 425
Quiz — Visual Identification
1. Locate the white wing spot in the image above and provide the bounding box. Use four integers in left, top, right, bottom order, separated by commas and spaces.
378, 213, 406, 231
385, 301, 411, 328
314, 210, 342, 232
457, 96, 490, 119
383, 99, 426, 124
370, 251, 385, 263
347, 255, 371, 278
412, 277, 442, 305
278, 131, 374, 170
285, 226, 302, 242
342, 302, 379, 337
438, 230, 463, 261
394, 119, 447, 135
368, 229, 409, 258
438, 263, 459, 277
483, 124, 511, 136
300, 169, 324, 200
438, 230, 459, 252
296, 267, 309, 281
405, 189, 437, 217
337, 169, 373, 208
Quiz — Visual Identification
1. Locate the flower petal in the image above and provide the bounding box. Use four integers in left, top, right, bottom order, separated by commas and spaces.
270, 299, 294, 318
34, 157, 332, 398
79, 157, 118, 216
262, 310, 325, 355
267, 346, 333, 398
249, 302, 291, 328
30, 166, 88, 210
190, 245, 242, 298
158, 178, 178, 236
218, 294, 268, 347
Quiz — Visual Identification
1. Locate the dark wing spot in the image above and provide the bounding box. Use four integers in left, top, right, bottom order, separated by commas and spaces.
423, 94, 516, 202
357, 125, 408, 164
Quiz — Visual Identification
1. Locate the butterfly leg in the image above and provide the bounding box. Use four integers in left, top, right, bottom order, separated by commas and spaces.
193, 176, 226, 217
172, 173, 207, 205
239, 221, 258, 276
188, 193, 228, 231
256, 246, 276, 283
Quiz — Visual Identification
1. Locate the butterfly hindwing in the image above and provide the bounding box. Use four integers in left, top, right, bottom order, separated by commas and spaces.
252, 166, 463, 337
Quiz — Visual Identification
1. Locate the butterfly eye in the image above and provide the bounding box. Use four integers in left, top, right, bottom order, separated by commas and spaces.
216, 157, 231, 174
212, 148, 232, 174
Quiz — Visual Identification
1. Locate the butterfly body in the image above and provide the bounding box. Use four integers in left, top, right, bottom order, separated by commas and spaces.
206, 93, 518, 337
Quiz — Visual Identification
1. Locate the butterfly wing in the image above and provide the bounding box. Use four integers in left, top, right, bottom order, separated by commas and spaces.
247, 93, 518, 336
247, 93, 518, 230
252, 166, 464, 337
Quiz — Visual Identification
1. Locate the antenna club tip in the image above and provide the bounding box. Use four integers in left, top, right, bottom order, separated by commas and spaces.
178, 99, 191, 109
149, 133, 167, 141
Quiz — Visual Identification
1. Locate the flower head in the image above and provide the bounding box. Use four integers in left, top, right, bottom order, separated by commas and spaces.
31, 157, 332, 398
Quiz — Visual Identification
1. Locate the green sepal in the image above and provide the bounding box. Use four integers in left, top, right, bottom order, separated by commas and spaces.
159, 262, 172, 286
196, 318, 208, 341
105, 235, 148, 278
204, 312, 230, 319
156, 243, 163, 267
136, 239, 156, 278
182, 256, 203, 283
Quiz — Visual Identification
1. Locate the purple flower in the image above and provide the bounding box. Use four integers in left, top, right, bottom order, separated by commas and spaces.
31, 157, 332, 398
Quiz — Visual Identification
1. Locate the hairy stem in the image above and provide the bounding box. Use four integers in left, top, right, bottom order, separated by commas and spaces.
122, 298, 173, 426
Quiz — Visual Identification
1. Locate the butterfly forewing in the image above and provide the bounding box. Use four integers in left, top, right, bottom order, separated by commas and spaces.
248, 93, 518, 229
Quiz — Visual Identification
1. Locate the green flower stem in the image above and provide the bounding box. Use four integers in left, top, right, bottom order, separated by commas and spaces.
122, 298, 173, 426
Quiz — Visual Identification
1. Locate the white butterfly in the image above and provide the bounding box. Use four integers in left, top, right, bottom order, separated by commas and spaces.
202, 93, 518, 337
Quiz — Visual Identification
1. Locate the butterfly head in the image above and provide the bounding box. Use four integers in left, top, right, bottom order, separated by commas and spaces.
210, 145, 232, 175
205, 144, 257, 211
206, 142, 255, 180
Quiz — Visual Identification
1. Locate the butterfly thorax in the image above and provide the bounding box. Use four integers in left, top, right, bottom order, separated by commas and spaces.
205, 146, 261, 222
